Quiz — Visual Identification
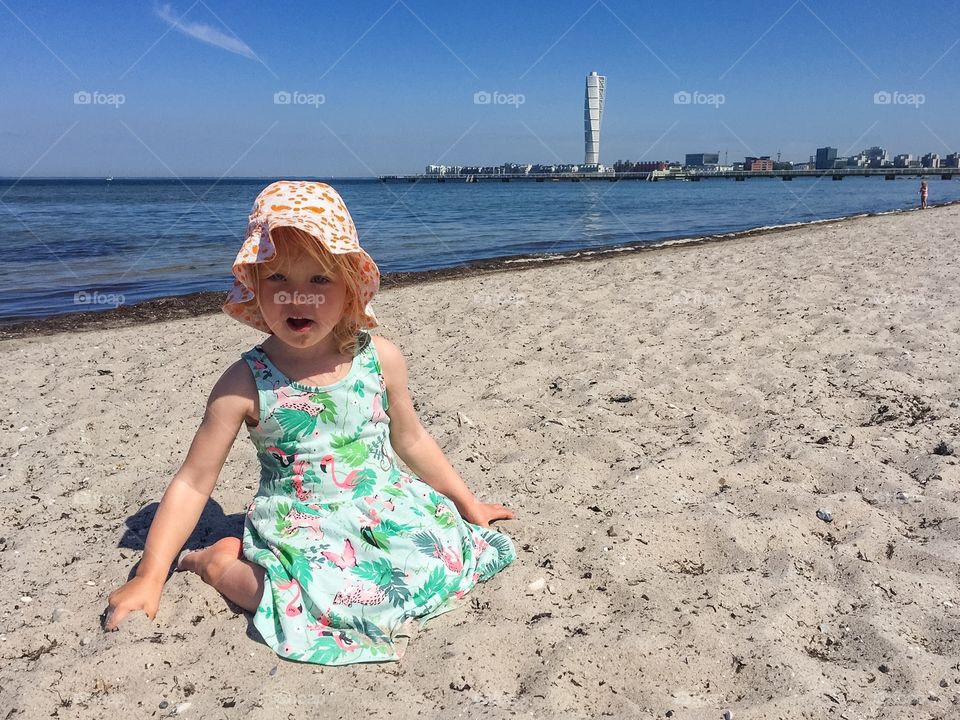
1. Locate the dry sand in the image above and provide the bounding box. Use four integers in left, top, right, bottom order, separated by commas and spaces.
2, 205, 959, 719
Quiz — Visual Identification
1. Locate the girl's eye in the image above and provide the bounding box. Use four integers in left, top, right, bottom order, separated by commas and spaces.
266, 273, 285, 282
311, 275, 331, 284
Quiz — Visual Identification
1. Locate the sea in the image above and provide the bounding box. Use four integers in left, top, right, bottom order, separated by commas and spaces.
2, 175, 958, 321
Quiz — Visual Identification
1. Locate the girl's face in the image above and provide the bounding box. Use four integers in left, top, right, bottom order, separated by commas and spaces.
256, 247, 347, 352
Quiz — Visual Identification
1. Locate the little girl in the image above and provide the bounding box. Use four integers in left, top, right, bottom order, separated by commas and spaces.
104, 181, 516, 664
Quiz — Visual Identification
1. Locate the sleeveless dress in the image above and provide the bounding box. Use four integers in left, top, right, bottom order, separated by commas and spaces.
239, 332, 516, 664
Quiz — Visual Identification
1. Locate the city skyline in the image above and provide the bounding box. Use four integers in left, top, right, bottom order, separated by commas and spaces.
2, 1, 958, 177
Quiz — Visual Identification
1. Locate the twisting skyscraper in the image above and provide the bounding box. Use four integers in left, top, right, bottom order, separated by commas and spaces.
584, 71, 606, 166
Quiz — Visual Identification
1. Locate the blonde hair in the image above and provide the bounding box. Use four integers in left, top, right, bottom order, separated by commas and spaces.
255, 225, 373, 356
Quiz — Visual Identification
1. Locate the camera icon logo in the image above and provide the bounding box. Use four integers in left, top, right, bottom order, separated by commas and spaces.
274, 91, 292, 105
473, 90, 492, 105
873, 90, 892, 105
673, 90, 692, 105
74, 91, 92, 105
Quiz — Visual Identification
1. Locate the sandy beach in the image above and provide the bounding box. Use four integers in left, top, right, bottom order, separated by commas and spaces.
2, 205, 959, 719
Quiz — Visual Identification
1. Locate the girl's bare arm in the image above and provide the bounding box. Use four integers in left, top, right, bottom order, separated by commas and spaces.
373, 336, 513, 527
104, 361, 255, 629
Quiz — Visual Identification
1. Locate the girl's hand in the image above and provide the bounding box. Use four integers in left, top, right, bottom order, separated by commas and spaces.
103, 575, 165, 631
460, 500, 515, 528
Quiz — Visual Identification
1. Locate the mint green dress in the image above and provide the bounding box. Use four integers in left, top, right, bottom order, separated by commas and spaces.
239, 332, 515, 664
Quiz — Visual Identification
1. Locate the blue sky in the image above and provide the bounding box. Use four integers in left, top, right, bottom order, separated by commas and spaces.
2, 0, 958, 176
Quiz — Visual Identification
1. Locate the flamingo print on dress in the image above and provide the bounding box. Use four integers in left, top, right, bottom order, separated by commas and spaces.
266, 447, 311, 500
413, 531, 464, 573
319, 454, 360, 491
437, 545, 463, 573
371, 372, 388, 424
266, 446, 296, 468
306, 615, 359, 651
276, 577, 304, 617
306, 613, 331, 632
290, 459, 311, 501
371, 395, 388, 424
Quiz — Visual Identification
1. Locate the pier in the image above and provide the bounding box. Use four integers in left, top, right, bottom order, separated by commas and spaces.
380, 167, 957, 184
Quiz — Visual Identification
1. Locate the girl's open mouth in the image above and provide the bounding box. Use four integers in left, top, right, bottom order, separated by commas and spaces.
286, 317, 315, 332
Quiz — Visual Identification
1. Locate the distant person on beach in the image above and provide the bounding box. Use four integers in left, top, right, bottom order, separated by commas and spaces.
920, 179, 929, 209
104, 181, 516, 664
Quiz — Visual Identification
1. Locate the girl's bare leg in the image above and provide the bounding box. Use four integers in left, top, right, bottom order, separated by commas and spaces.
177, 537, 265, 613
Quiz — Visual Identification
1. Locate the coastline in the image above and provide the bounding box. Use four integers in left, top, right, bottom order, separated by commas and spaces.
3, 200, 954, 341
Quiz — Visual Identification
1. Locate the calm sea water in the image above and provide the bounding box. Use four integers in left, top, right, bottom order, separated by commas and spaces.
1, 176, 957, 320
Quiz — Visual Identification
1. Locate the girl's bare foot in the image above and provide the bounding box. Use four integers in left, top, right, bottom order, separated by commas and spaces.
177, 536, 265, 612
177, 536, 242, 583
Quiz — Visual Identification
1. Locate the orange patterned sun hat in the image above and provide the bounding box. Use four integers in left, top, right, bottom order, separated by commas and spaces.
224, 180, 380, 332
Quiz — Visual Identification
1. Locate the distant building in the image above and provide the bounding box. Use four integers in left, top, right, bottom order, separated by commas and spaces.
638, 161, 668, 172
815, 147, 837, 170
893, 154, 911, 168
613, 160, 669, 172
685, 153, 719, 167
944, 153, 960, 169
864, 146, 889, 168
744, 156, 774, 171
844, 153, 868, 168
921, 153, 941, 168
584, 71, 606, 167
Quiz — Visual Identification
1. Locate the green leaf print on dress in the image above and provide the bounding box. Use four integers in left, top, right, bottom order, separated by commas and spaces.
412, 566, 448, 607
238, 333, 516, 665
349, 468, 377, 499
352, 558, 411, 607
330, 428, 368, 467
